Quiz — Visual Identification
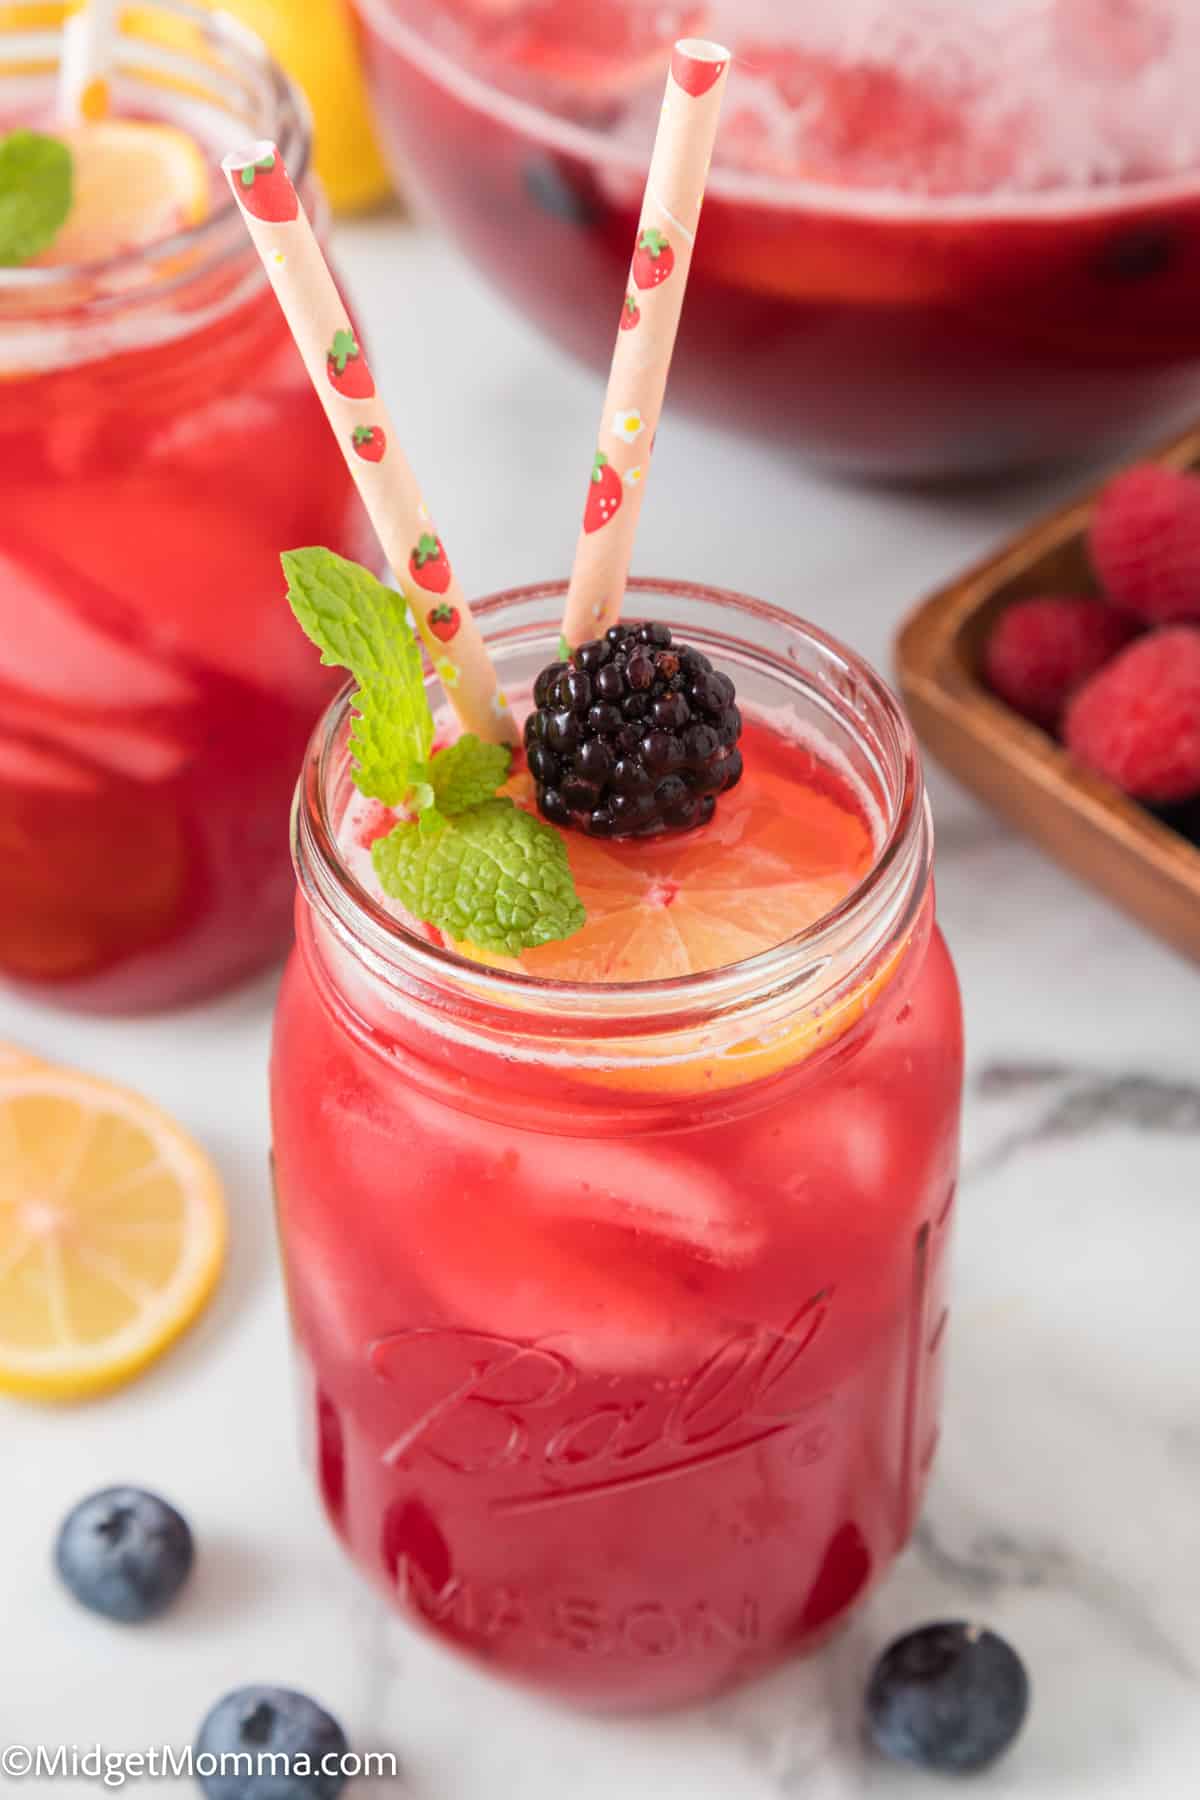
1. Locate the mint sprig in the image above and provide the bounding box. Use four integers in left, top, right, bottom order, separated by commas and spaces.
424, 734, 511, 815
283, 548, 432, 805
373, 799, 585, 957
283, 547, 585, 955
0, 130, 73, 268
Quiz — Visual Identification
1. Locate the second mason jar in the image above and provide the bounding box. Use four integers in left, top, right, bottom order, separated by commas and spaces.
0, 2, 378, 1013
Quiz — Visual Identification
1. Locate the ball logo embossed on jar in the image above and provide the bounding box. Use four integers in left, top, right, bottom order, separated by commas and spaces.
370, 1289, 834, 1508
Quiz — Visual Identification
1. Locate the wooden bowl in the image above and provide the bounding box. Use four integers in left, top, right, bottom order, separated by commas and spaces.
895, 423, 1200, 963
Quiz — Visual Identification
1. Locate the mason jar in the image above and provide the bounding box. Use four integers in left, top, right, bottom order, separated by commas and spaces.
271, 579, 964, 1711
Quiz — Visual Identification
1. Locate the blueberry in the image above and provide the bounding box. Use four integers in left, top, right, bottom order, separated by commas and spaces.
865, 1622, 1029, 1775
55, 1487, 193, 1624
195, 1687, 349, 1800
521, 154, 599, 228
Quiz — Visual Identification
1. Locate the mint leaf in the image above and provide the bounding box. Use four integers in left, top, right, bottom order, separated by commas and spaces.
426, 735, 512, 816
0, 131, 72, 267
372, 799, 586, 955
282, 547, 432, 805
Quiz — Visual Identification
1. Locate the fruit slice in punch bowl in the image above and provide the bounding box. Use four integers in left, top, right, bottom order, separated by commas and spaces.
353, 0, 1200, 476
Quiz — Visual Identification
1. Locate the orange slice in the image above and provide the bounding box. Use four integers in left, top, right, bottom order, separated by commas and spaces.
456, 736, 902, 1093
35, 119, 209, 266
473, 751, 871, 983
0, 1055, 226, 1400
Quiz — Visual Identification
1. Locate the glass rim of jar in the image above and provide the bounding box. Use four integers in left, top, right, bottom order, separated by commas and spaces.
0, 0, 310, 306
293, 577, 935, 1048
354, 0, 1200, 223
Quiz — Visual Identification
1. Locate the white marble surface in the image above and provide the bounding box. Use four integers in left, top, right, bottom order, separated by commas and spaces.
4, 216, 1200, 1798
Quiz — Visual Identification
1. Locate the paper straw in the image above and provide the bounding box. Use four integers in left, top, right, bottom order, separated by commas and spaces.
57, 0, 121, 124
560, 39, 730, 653
222, 143, 515, 746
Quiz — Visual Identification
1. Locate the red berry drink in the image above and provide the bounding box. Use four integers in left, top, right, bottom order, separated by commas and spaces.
353, 0, 1200, 476
271, 579, 963, 1710
0, 7, 377, 1011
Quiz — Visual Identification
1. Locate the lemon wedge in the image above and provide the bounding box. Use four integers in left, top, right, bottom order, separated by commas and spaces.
0, 1054, 226, 1401
35, 118, 209, 266
202, 0, 392, 213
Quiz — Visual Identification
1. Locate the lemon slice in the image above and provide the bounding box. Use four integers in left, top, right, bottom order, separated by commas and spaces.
0, 1057, 226, 1401
35, 120, 210, 267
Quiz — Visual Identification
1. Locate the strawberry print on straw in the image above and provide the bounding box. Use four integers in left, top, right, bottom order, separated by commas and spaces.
560, 40, 730, 649
632, 228, 675, 290
221, 138, 514, 744
236, 150, 299, 223
584, 452, 623, 533
352, 424, 387, 463
410, 533, 452, 594
429, 601, 460, 643
327, 328, 375, 399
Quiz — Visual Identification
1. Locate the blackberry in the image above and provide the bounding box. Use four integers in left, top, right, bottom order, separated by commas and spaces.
529, 624, 743, 837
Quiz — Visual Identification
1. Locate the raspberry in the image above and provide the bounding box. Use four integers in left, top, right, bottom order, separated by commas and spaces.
982, 594, 1138, 729
526, 623, 743, 837
1064, 627, 1200, 804
1089, 465, 1200, 625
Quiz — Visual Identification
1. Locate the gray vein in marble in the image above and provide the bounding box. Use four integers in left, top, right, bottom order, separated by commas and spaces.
347, 1589, 408, 1797
706, 1644, 871, 1800
914, 1520, 1198, 1686
965, 1063, 1200, 1178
